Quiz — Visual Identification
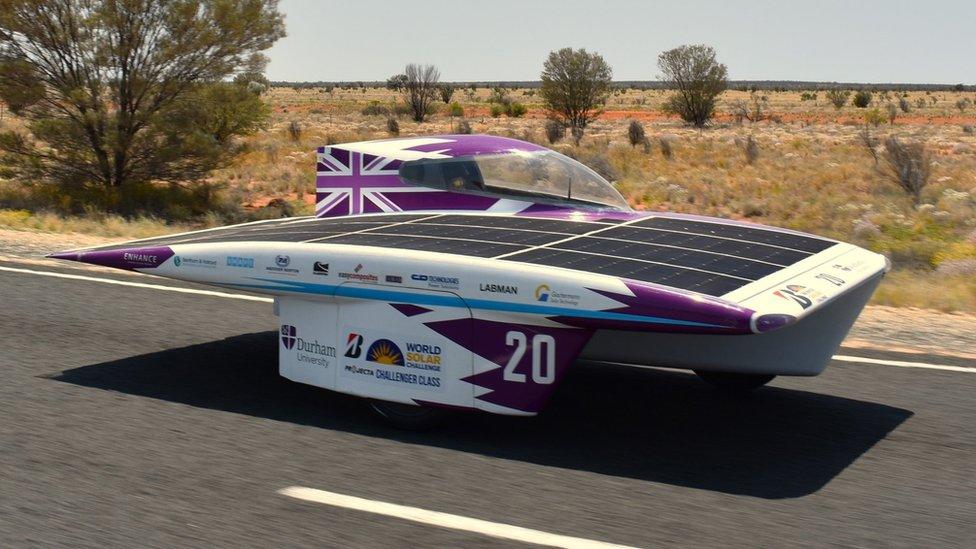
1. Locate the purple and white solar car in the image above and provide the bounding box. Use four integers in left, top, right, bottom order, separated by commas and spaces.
52, 135, 887, 428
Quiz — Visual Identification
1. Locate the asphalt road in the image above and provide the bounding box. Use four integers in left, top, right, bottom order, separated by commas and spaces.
1, 260, 973, 547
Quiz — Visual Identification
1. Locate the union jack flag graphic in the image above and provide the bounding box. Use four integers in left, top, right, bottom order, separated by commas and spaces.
315, 147, 421, 217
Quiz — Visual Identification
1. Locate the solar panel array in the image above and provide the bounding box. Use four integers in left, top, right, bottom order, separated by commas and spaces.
89, 213, 836, 296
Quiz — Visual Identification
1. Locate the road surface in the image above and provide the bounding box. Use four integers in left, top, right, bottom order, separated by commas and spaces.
0, 258, 973, 547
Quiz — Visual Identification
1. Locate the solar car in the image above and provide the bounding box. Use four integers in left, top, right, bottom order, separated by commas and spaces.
51, 135, 888, 428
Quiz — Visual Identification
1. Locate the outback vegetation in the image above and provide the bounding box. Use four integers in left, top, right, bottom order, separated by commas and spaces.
539, 47, 613, 144
658, 44, 728, 128
0, 17, 973, 311
0, 0, 285, 217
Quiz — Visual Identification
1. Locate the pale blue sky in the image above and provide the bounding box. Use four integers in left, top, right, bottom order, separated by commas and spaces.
266, 0, 975, 84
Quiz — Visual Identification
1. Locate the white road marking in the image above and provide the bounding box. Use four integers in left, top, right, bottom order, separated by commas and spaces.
0, 265, 273, 303
832, 354, 976, 373
277, 486, 637, 549
3, 263, 974, 374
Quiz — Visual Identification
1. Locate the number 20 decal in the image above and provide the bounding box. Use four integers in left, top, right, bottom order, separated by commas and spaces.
503, 331, 556, 384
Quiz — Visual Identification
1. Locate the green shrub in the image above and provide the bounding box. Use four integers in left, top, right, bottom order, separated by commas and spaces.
507, 102, 527, 117
490, 104, 504, 117
361, 101, 389, 116
826, 89, 851, 109
863, 108, 886, 127
852, 90, 873, 108
448, 102, 464, 117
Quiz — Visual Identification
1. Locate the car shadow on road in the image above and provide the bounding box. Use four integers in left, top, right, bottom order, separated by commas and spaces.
51, 331, 912, 499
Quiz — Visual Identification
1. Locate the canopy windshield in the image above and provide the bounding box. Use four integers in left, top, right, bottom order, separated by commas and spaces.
398, 150, 630, 210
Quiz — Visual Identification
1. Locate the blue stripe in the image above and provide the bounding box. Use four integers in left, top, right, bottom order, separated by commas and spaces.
227, 277, 721, 328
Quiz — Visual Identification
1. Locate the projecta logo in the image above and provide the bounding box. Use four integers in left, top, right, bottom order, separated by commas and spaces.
366, 339, 404, 366
275, 255, 290, 268
226, 256, 254, 268
344, 333, 364, 358
313, 261, 329, 275
280, 325, 297, 349
354, 263, 364, 273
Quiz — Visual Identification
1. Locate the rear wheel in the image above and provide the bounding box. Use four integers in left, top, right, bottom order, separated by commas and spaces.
694, 371, 775, 392
367, 399, 450, 431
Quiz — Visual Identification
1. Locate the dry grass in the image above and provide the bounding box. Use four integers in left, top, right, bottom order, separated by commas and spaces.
873, 270, 976, 312
0, 209, 195, 239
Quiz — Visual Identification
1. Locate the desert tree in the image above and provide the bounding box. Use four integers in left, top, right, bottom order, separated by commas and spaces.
386, 74, 407, 92
657, 44, 727, 128
0, 0, 284, 201
439, 84, 455, 104
402, 63, 440, 122
540, 47, 612, 138
884, 137, 931, 205
826, 89, 851, 109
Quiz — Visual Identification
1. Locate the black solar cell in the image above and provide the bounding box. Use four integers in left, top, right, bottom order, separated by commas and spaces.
552, 237, 781, 280
371, 222, 564, 246
501, 248, 748, 296
635, 217, 834, 253
415, 214, 600, 234
322, 233, 526, 258
597, 226, 812, 264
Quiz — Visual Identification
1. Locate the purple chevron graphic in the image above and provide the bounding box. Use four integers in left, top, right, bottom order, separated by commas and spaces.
556, 280, 755, 334
425, 318, 592, 413
389, 303, 432, 317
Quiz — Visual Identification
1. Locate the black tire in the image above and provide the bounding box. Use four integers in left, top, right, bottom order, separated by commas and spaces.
367, 399, 450, 431
694, 371, 775, 392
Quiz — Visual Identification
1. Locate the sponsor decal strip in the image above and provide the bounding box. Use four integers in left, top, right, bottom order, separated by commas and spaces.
228, 277, 723, 328
277, 486, 638, 549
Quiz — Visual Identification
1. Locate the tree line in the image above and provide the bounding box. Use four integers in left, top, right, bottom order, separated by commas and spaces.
385, 44, 729, 140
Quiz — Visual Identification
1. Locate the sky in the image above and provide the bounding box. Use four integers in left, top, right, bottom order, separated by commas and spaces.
266, 0, 975, 84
